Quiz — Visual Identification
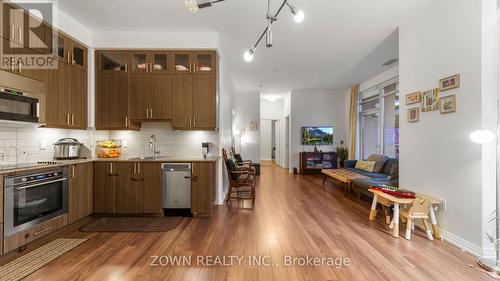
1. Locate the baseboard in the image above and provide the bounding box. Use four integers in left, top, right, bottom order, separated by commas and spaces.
440, 229, 494, 258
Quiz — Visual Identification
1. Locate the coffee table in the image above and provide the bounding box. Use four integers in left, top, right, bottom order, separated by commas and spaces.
321, 168, 368, 196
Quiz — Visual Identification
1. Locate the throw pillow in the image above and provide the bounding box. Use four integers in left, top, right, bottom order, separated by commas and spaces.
229, 152, 240, 168
367, 154, 389, 173
388, 164, 399, 187
225, 159, 240, 181
355, 160, 377, 173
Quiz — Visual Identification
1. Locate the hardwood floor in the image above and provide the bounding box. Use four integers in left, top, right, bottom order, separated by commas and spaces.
1, 165, 495, 281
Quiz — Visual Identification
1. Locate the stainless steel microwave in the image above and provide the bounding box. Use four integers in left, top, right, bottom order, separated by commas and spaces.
0, 91, 39, 123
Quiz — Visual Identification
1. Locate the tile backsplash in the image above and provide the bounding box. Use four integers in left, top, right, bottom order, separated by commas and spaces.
109, 123, 219, 159
0, 122, 219, 165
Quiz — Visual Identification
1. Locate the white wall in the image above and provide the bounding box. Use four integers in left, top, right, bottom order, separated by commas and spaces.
399, 0, 497, 256
290, 90, 348, 172
261, 99, 284, 120
233, 91, 260, 162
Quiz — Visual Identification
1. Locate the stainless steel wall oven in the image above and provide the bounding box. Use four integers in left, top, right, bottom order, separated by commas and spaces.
4, 167, 68, 237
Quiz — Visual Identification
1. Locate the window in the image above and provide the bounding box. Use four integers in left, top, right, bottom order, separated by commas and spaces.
358, 79, 399, 159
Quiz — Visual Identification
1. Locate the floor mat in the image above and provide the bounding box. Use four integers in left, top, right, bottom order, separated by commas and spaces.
0, 238, 87, 281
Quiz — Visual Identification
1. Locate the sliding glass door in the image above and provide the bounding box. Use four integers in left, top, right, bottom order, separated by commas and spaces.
359, 79, 399, 159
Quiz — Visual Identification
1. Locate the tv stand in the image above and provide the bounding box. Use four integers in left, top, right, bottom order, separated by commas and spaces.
300, 151, 337, 174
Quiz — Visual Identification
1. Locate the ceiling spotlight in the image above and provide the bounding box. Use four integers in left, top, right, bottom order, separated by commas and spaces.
185, 0, 225, 13
286, 2, 305, 23
243, 48, 255, 62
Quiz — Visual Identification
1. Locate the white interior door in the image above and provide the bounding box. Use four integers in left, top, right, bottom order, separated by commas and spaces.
274, 120, 281, 165
260, 120, 272, 160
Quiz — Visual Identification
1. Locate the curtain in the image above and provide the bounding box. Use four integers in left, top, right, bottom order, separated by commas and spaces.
348, 84, 359, 160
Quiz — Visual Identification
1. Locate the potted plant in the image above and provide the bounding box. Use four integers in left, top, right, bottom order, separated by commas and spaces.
336, 147, 349, 168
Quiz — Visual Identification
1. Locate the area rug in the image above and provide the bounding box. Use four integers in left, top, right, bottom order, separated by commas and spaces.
0, 238, 87, 281
79, 216, 183, 232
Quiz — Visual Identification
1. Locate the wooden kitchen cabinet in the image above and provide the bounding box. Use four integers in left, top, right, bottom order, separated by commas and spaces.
172, 74, 194, 128
45, 62, 70, 126
193, 74, 216, 129
93, 162, 117, 213
172, 73, 216, 130
95, 72, 139, 130
138, 163, 162, 213
95, 50, 140, 130
96, 49, 216, 131
69, 65, 87, 128
69, 162, 93, 223
128, 51, 172, 121
115, 162, 136, 214
191, 162, 216, 217
94, 161, 162, 214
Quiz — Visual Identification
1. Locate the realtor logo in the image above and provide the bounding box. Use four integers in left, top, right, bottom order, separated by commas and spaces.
1, 1, 57, 70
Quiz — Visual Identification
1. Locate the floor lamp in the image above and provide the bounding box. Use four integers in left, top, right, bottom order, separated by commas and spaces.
470, 128, 499, 273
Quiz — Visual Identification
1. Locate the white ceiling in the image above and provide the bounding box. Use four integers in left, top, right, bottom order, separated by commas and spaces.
58, 0, 430, 92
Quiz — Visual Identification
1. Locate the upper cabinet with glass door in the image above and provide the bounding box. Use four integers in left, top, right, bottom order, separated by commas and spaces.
173, 52, 193, 73
97, 51, 129, 73
194, 51, 216, 74
70, 41, 86, 69
130, 51, 148, 74
151, 51, 170, 74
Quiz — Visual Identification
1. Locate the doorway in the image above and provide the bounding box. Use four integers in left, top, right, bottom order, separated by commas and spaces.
260, 119, 280, 164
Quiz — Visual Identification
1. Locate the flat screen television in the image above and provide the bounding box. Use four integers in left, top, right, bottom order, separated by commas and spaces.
302, 126, 334, 145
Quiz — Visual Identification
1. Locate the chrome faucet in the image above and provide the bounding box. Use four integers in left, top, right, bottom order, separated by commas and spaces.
149, 135, 160, 157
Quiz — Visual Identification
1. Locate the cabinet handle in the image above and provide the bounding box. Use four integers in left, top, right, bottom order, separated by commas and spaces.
67, 52, 71, 64
125, 63, 128, 73
190, 116, 192, 127
150, 63, 153, 72
146, 108, 149, 119
138, 163, 141, 174
125, 116, 128, 127
133, 163, 136, 174
72, 53, 75, 65
150, 108, 153, 119
72, 165, 75, 179
71, 114, 74, 125
110, 163, 113, 174
67, 113, 70, 125
194, 116, 196, 127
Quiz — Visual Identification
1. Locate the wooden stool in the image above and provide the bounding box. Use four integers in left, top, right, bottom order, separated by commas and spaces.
400, 198, 433, 241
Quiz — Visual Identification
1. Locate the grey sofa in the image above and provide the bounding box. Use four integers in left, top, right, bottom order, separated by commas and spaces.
345, 158, 399, 197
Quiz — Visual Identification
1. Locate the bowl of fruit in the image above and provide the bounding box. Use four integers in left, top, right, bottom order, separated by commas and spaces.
96, 140, 122, 158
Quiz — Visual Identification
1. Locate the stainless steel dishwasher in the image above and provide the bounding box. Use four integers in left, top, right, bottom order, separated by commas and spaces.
161, 163, 192, 216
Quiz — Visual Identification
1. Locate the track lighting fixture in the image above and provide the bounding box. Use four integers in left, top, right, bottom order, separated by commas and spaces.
184, 0, 304, 62
242, 0, 304, 62
185, 0, 225, 13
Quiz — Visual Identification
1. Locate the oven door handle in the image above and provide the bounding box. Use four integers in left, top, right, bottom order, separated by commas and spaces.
13, 178, 67, 190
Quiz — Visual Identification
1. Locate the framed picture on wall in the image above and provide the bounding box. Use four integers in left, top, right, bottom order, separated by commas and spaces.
440, 95, 457, 114
408, 107, 419, 123
422, 89, 439, 112
439, 74, 460, 91
406, 91, 422, 105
